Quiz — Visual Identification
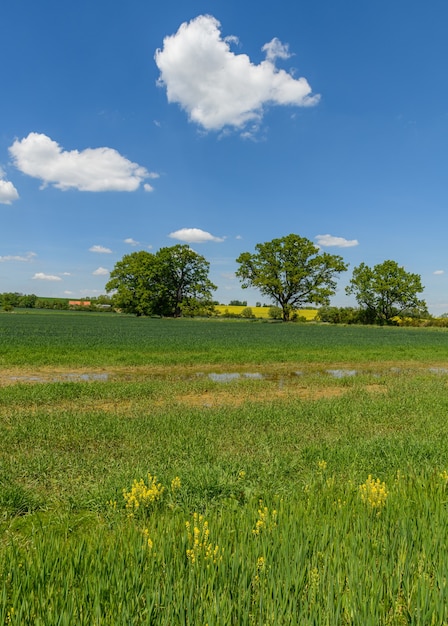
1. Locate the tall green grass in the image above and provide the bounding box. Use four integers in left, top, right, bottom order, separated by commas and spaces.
2, 313, 448, 621
3, 468, 448, 624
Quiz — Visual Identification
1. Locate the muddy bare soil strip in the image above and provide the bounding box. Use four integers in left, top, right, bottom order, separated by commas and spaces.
1, 361, 448, 387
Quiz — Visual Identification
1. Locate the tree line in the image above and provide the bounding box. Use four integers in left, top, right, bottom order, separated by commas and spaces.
103, 235, 428, 324
1, 234, 435, 324
0, 293, 113, 312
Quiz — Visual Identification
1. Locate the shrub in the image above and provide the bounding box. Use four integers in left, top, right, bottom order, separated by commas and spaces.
268, 306, 282, 320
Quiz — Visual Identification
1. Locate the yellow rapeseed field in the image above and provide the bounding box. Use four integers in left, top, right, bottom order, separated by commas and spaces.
214, 305, 318, 319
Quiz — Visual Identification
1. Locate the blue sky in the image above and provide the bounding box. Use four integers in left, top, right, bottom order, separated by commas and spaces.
2, 0, 448, 313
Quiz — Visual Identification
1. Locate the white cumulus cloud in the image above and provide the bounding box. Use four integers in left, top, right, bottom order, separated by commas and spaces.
89, 245, 112, 254
434, 270, 445, 275
124, 238, 140, 246
155, 15, 320, 132
315, 234, 359, 248
32, 272, 62, 281
9, 133, 158, 192
169, 228, 225, 243
92, 267, 109, 276
0, 171, 19, 204
0, 251, 36, 262
262, 38, 292, 62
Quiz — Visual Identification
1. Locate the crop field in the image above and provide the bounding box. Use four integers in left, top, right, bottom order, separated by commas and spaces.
2, 311, 448, 623
213, 305, 318, 320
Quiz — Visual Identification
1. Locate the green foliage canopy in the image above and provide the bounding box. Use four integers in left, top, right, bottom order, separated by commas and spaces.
346, 260, 426, 324
236, 234, 348, 321
106, 245, 216, 317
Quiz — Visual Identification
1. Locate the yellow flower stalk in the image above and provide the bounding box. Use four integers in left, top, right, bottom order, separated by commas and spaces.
359, 475, 388, 510
186, 512, 222, 566
253, 503, 278, 535
123, 473, 165, 515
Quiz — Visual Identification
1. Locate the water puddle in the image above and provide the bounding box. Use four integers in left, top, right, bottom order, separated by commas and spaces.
208, 373, 240, 383
208, 372, 264, 383
326, 369, 357, 379
9, 375, 45, 383
8, 372, 109, 384
64, 373, 109, 382
428, 367, 448, 375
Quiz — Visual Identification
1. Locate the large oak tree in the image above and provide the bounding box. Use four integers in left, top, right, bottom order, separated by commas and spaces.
106, 245, 216, 317
346, 260, 426, 324
236, 234, 348, 321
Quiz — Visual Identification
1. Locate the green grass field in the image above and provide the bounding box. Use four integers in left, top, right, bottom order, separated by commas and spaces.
2, 311, 448, 623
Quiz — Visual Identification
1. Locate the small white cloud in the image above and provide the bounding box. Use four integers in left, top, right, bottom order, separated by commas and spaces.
434, 270, 445, 275
262, 37, 292, 62
64, 290, 74, 295
0, 176, 19, 204
235, 235, 243, 240
124, 238, 139, 246
143, 183, 154, 192
155, 15, 320, 132
92, 267, 109, 276
221, 272, 236, 280
32, 272, 62, 281
89, 245, 112, 254
315, 234, 359, 248
9, 132, 158, 192
0, 251, 36, 262
169, 227, 225, 243
60, 272, 71, 276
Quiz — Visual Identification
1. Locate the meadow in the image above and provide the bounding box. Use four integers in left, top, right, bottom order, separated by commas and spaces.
2, 311, 448, 624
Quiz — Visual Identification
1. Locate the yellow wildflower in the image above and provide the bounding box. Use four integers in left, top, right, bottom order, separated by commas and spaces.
317, 460, 327, 472
253, 503, 277, 535
186, 512, 222, 566
142, 528, 153, 550
359, 475, 388, 510
123, 473, 165, 515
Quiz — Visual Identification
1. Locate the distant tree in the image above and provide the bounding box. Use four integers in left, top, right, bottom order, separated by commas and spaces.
317, 306, 362, 324
180, 298, 216, 317
106, 245, 216, 317
34, 297, 68, 310
94, 294, 113, 306
236, 234, 348, 321
18, 294, 37, 308
0, 292, 22, 308
229, 300, 247, 306
346, 260, 426, 325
